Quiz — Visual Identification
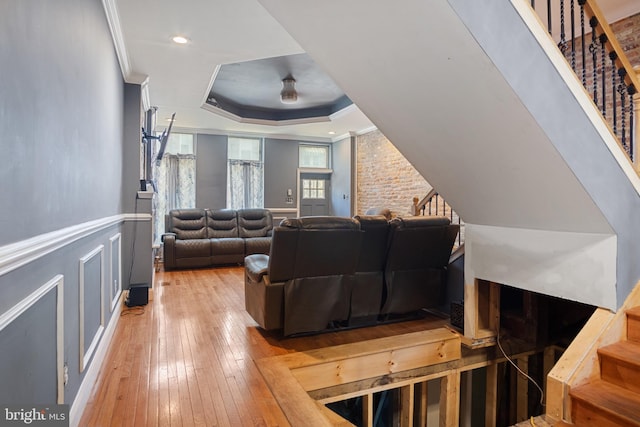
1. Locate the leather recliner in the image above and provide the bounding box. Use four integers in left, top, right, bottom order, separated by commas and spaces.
350, 215, 390, 325
244, 216, 362, 336
380, 216, 459, 316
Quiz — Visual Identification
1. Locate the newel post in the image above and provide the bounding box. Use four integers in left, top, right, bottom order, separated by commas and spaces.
411, 196, 419, 216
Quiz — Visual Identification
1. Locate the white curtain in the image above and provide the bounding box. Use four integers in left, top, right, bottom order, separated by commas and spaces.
154, 153, 196, 244
227, 159, 264, 209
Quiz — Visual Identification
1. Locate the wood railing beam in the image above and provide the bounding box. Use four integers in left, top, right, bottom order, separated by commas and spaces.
583, 0, 640, 91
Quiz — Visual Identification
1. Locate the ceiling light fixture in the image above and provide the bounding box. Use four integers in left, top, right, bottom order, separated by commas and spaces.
280, 77, 298, 104
172, 35, 189, 44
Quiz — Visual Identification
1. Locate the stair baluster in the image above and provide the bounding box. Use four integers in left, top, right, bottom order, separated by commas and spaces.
531, 0, 639, 165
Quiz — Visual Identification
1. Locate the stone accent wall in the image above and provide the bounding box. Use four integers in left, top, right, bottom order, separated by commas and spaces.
612, 12, 640, 68
356, 129, 431, 217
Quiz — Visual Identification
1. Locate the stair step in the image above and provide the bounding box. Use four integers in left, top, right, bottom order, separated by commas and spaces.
598, 340, 640, 393
570, 379, 640, 427
627, 307, 640, 343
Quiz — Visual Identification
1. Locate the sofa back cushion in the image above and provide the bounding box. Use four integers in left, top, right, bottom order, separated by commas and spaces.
206, 209, 239, 238
354, 215, 390, 272
381, 216, 459, 315
268, 217, 362, 282
385, 216, 458, 270
168, 209, 208, 240
237, 209, 273, 238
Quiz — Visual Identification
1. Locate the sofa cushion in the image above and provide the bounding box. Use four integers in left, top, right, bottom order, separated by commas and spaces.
174, 238, 211, 258
168, 209, 208, 239
238, 208, 273, 238
207, 209, 239, 238
210, 237, 244, 255
245, 236, 272, 256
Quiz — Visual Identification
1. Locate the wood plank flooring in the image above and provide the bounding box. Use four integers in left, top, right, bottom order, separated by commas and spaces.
79, 266, 449, 426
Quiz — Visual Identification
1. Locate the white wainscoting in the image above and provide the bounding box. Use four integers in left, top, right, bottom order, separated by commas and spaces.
0, 275, 65, 404
109, 233, 122, 312
79, 245, 105, 373
69, 291, 123, 427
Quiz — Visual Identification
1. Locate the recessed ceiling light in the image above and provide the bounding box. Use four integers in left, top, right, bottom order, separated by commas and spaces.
328, 131, 336, 135
172, 35, 189, 44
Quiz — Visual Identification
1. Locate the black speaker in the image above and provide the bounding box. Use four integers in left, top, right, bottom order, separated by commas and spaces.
125, 284, 149, 307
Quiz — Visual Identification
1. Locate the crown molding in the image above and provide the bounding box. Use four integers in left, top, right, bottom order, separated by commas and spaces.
101, 0, 148, 86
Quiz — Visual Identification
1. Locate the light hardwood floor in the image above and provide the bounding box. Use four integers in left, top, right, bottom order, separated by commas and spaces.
79, 266, 449, 426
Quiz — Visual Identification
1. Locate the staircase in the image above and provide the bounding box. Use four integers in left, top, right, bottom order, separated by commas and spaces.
567, 307, 640, 426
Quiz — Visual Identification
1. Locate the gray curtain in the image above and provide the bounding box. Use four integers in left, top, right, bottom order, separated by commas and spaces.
154, 154, 196, 244
227, 159, 264, 209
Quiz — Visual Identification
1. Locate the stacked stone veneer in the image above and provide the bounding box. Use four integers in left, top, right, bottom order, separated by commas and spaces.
612, 12, 640, 68
356, 129, 431, 217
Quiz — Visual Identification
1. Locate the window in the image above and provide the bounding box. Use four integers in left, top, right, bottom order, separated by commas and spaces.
299, 144, 330, 168
163, 133, 194, 155
227, 137, 264, 209
153, 133, 196, 245
302, 179, 326, 199
228, 137, 260, 161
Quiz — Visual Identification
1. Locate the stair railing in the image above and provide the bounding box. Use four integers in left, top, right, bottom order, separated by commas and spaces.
412, 190, 465, 250
528, 0, 640, 166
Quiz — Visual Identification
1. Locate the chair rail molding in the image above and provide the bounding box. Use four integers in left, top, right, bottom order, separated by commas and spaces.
0, 213, 150, 278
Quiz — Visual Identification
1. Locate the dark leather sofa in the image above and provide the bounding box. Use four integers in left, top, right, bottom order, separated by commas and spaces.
162, 208, 273, 270
244, 215, 459, 336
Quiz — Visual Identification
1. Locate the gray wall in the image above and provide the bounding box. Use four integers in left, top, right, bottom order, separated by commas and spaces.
195, 134, 228, 209
194, 136, 336, 212
122, 84, 144, 212
331, 136, 353, 217
0, 0, 125, 246
264, 138, 299, 208
0, 0, 140, 413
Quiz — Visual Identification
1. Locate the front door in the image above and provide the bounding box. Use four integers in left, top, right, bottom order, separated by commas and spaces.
299, 172, 331, 216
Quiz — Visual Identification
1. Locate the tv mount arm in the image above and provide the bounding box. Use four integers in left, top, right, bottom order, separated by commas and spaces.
140, 109, 175, 191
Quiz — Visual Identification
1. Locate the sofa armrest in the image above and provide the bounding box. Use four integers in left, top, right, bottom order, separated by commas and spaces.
162, 233, 177, 270
245, 254, 269, 283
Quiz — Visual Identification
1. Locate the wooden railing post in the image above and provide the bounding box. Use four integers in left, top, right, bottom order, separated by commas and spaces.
411, 196, 419, 216
439, 372, 460, 427
485, 363, 498, 426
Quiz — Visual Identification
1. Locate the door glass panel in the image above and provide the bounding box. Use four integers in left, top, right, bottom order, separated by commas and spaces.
302, 179, 326, 199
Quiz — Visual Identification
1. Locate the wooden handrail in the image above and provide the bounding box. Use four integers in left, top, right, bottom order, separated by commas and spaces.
411, 188, 438, 215
584, 0, 640, 92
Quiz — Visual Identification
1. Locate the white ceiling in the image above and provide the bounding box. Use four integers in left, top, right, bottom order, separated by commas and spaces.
111, 0, 640, 141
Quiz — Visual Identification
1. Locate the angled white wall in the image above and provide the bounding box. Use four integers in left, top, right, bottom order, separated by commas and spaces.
258, 0, 640, 309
